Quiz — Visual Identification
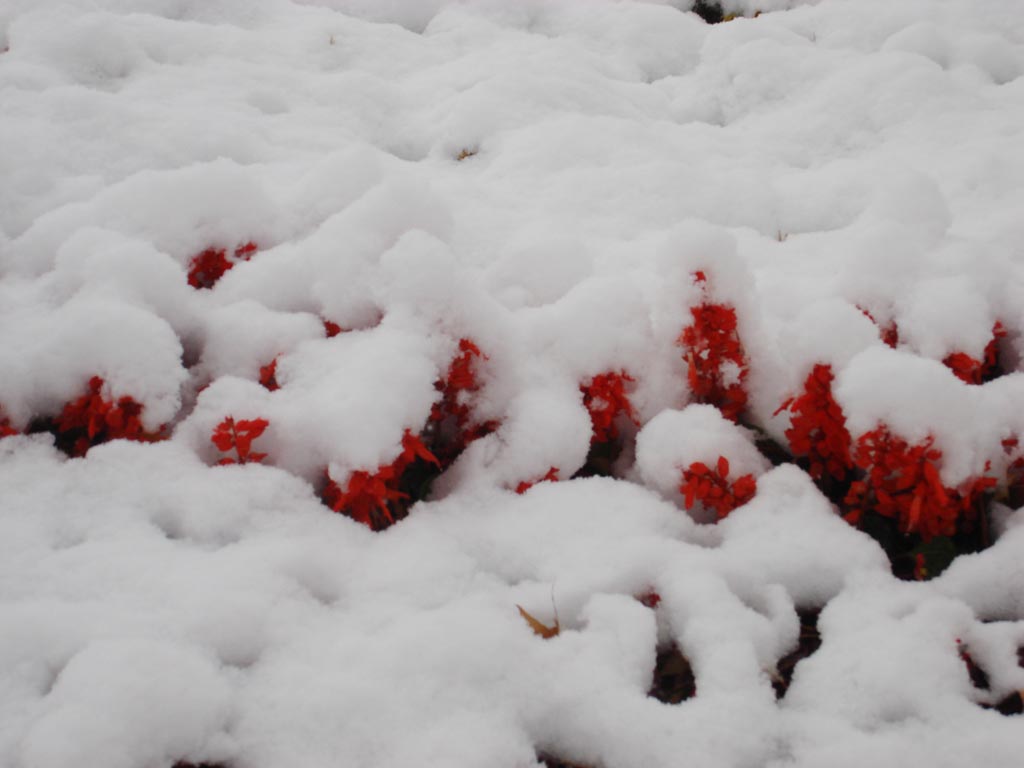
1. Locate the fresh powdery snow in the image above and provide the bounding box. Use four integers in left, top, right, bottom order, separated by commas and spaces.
3, 1, 1024, 767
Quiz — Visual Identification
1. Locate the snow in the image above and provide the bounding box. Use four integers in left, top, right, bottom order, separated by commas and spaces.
2, 1, 1024, 766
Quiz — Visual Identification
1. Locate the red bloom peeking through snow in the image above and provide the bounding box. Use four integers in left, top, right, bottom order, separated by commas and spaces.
515, 466, 560, 495
434, 338, 486, 428
843, 426, 996, 542
777, 364, 853, 483
0, 407, 18, 439
678, 272, 749, 423
187, 241, 258, 289
259, 358, 280, 391
323, 320, 344, 338
859, 307, 899, 349
54, 377, 160, 457
211, 416, 269, 465
942, 322, 1005, 385
679, 455, 757, 520
636, 590, 662, 609
322, 430, 440, 530
429, 338, 499, 465
581, 371, 638, 445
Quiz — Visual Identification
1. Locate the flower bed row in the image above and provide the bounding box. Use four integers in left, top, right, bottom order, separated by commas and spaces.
1, 257, 1020, 577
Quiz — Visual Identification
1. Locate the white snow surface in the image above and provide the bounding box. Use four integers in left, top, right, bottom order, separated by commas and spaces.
2, 1, 1024, 767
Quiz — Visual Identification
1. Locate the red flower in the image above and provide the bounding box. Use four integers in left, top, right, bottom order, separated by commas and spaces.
187, 241, 258, 289
581, 371, 638, 445
678, 455, 756, 520
259, 358, 280, 391
433, 338, 486, 426
942, 322, 1005, 385
843, 426, 995, 541
323, 430, 439, 530
777, 364, 853, 482
54, 377, 159, 456
636, 591, 662, 609
430, 338, 498, 464
211, 416, 269, 465
859, 307, 899, 348
515, 466, 560, 495
678, 273, 748, 422
322, 466, 405, 529
323, 320, 344, 338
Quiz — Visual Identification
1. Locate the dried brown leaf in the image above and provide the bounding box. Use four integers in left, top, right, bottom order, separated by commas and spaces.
517, 604, 560, 639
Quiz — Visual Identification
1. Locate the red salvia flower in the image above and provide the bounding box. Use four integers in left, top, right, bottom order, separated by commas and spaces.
943, 352, 984, 385
515, 466, 560, 495
433, 338, 486, 426
430, 338, 498, 464
323, 320, 344, 338
259, 358, 280, 391
54, 377, 157, 456
187, 241, 258, 289
859, 307, 899, 348
777, 364, 853, 482
678, 272, 749, 422
323, 430, 439, 530
843, 426, 995, 541
581, 371, 638, 445
211, 416, 269, 465
322, 467, 404, 529
942, 322, 1005, 385
678, 455, 757, 520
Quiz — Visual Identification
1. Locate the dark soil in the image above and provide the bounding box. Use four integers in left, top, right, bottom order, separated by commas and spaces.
648, 643, 697, 704
773, 609, 822, 699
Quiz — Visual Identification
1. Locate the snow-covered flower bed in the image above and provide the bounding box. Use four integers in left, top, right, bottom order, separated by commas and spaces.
2, 0, 1024, 766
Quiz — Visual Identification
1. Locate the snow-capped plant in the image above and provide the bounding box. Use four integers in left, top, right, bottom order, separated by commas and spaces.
581, 370, 638, 446
322, 430, 439, 530
52, 376, 163, 457
776, 363, 853, 485
678, 271, 749, 423
210, 416, 269, 465
679, 455, 758, 520
428, 337, 499, 467
843, 427, 996, 543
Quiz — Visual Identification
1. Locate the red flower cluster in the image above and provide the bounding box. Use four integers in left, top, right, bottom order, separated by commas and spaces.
942, 322, 1005, 385
187, 241, 258, 290
211, 416, 269, 465
323, 430, 439, 530
843, 427, 996, 541
55, 376, 156, 457
678, 272, 748, 422
259, 358, 280, 391
515, 466, 560, 495
777, 364, 853, 482
581, 371, 638, 445
679, 455, 756, 520
430, 338, 498, 464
